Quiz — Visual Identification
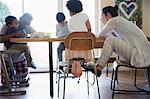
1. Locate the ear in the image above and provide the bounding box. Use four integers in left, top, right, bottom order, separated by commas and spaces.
106, 12, 112, 20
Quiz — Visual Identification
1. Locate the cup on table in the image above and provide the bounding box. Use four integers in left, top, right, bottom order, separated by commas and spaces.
44, 33, 51, 38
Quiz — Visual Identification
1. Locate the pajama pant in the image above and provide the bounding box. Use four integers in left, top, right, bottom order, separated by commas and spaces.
8, 43, 32, 67
1, 59, 28, 86
96, 35, 135, 67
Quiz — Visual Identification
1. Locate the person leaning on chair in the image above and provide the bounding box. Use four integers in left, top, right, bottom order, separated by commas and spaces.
93, 5, 150, 77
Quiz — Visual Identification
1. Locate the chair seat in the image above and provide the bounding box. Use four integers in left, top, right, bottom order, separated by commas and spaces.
113, 60, 131, 70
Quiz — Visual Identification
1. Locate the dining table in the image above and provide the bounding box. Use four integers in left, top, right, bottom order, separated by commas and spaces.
10, 37, 105, 98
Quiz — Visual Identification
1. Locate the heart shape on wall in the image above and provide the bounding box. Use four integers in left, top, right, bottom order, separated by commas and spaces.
119, 2, 137, 19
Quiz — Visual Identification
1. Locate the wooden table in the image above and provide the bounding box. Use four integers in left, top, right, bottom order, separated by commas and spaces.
10, 37, 105, 97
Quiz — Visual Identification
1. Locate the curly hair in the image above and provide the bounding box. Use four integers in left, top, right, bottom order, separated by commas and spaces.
5, 16, 17, 26
66, 0, 83, 13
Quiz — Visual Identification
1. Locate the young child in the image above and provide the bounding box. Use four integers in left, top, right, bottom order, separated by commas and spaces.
4, 16, 36, 69
56, 12, 69, 62
65, 0, 92, 77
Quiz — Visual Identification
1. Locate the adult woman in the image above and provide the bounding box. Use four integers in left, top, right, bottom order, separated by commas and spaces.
19, 13, 36, 36
94, 5, 150, 77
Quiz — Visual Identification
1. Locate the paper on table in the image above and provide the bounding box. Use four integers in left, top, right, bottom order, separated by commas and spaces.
30, 32, 45, 38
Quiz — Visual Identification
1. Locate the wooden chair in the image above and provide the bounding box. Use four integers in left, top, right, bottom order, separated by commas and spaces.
0, 50, 26, 96
61, 32, 100, 99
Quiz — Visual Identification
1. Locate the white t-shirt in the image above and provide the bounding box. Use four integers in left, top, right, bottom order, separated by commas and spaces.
56, 21, 69, 38
99, 16, 150, 67
68, 13, 89, 32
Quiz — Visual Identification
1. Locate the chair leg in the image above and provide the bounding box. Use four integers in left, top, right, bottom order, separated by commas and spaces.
91, 74, 95, 85
57, 71, 60, 97
111, 69, 115, 90
134, 68, 138, 88
1, 55, 12, 93
112, 67, 118, 99
134, 68, 150, 92
86, 71, 89, 95
106, 63, 109, 77
147, 67, 150, 87
96, 76, 100, 99
63, 68, 68, 99
0, 53, 26, 96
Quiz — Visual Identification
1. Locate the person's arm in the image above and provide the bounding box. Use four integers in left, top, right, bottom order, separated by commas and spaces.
86, 20, 91, 32
56, 24, 59, 37
99, 18, 117, 37
1, 33, 21, 41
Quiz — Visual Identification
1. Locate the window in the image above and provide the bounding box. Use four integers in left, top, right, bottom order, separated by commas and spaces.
1, 0, 100, 72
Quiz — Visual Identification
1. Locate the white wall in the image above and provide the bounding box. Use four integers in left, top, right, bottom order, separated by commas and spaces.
142, 0, 150, 35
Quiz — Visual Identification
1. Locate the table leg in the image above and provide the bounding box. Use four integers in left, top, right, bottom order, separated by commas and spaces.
49, 42, 53, 97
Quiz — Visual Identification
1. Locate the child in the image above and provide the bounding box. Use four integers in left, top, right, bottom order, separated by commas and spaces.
56, 12, 69, 62
66, 0, 91, 33
4, 16, 36, 69
65, 0, 92, 77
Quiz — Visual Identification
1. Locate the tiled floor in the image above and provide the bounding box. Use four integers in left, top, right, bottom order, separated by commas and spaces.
0, 71, 150, 99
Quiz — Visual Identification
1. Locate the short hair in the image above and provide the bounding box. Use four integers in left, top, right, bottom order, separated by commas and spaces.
19, 13, 33, 23
5, 16, 17, 26
56, 12, 65, 23
102, 5, 118, 17
66, 0, 83, 13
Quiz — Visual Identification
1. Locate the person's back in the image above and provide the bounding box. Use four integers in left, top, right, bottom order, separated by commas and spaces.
66, 0, 91, 33
68, 12, 89, 32
103, 16, 149, 48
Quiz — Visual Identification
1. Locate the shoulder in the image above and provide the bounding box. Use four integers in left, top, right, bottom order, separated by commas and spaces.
79, 13, 88, 18
56, 23, 60, 28
106, 16, 124, 26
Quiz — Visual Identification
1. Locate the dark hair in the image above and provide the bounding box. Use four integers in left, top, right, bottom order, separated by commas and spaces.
5, 16, 17, 26
66, 0, 83, 13
102, 5, 118, 17
56, 12, 65, 23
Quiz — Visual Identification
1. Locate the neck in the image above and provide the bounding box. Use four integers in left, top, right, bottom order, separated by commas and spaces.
70, 12, 77, 16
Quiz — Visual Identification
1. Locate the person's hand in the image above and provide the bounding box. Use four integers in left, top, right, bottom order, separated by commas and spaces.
111, 32, 117, 37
